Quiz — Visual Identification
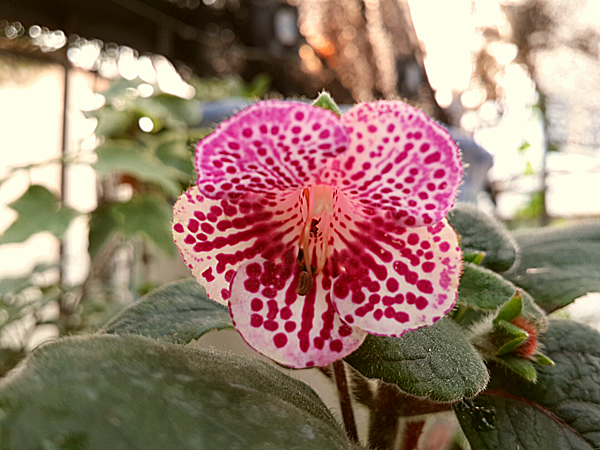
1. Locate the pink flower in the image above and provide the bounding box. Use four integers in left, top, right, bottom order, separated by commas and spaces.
173, 100, 462, 368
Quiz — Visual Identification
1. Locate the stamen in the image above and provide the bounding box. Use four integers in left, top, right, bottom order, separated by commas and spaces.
296, 270, 314, 295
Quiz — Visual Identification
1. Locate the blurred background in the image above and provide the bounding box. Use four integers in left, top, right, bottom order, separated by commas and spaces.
0, 0, 599, 384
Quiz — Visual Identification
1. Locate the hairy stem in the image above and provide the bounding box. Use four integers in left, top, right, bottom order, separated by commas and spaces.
368, 382, 401, 450
332, 360, 359, 444
400, 420, 425, 450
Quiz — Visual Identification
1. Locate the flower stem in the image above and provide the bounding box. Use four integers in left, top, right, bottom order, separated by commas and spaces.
367, 382, 400, 450
400, 420, 425, 450
332, 360, 359, 444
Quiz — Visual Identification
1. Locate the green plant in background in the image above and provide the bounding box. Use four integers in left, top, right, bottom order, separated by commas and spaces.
0, 73, 269, 357
1, 93, 600, 450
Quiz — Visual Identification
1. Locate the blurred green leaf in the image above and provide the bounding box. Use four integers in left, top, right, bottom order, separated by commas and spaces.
456, 320, 600, 450
102, 280, 232, 343
155, 138, 195, 181
447, 204, 518, 272
89, 195, 175, 258
345, 318, 489, 402
87, 106, 136, 138
518, 141, 531, 153
0, 185, 78, 245
147, 94, 203, 127
504, 221, 600, 312
0, 335, 355, 450
94, 140, 183, 197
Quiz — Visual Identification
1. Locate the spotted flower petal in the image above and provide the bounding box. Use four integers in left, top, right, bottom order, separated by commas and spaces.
229, 258, 367, 368
329, 187, 462, 336
195, 101, 350, 199
172, 186, 305, 304
336, 101, 462, 227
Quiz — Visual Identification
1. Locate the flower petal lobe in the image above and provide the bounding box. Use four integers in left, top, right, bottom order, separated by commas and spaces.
330, 191, 461, 336
230, 258, 367, 368
196, 101, 350, 199
338, 101, 462, 227
173, 186, 304, 304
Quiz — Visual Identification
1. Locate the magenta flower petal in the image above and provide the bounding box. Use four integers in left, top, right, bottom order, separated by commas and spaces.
229, 257, 367, 368
337, 101, 462, 227
196, 101, 350, 199
330, 191, 461, 336
174, 99, 464, 368
172, 186, 305, 304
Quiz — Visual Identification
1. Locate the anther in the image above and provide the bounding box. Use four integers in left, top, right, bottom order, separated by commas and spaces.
296, 271, 314, 296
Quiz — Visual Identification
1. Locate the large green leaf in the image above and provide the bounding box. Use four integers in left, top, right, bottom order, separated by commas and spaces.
88, 195, 175, 258
504, 222, 600, 312
0, 185, 78, 245
455, 320, 600, 450
155, 137, 195, 180
88, 106, 136, 137
458, 263, 544, 319
94, 140, 183, 197
455, 393, 591, 450
0, 335, 357, 450
102, 280, 232, 343
345, 318, 489, 402
447, 204, 517, 272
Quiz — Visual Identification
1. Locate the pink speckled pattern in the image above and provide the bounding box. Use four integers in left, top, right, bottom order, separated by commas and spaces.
195, 101, 349, 199
230, 259, 367, 367
336, 102, 462, 227
173, 100, 463, 368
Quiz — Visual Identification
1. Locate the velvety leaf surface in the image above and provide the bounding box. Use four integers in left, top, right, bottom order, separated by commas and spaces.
94, 140, 183, 197
458, 263, 544, 319
504, 222, 600, 312
455, 393, 592, 450
345, 318, 489, 402
0, 185, 78, 245
102, 280, 232, 343
447, 204, 517, 272
455, 320, 600, 450
0, 335, 355, 450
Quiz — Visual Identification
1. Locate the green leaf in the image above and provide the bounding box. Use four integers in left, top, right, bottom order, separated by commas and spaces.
447, 204, 517, 272
155, 137, 195, 180
87, 106, 136, 137
345, 318, 489, 402
0, 185, 78, 245
532, 353, 554, 366
497, 355, 537, 381
102, 280, 233, 343
496, 336, 528, 357
457, 263, 544, 320
493, 292, 522, 324
494, 320, 528, 340
455, 394, 592, 450
456, 320, 600, 450
88, 195, 175, 257
312, 92, 342, 117
145, 94, 203, 127
0, 335, 355, 450
504, 222, 600, 312
94, 140, 183, 197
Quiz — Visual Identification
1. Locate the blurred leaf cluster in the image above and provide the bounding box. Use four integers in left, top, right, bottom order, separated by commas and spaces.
0, 73, 268, 357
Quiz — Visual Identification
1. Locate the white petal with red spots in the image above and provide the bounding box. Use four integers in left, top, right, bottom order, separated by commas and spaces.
330, 191, 461, 336
173, 99, 464, 368
172, 186, 305, 305
229, 258, 367, 368
336, 101, 462, 227
196, 101, 350, 199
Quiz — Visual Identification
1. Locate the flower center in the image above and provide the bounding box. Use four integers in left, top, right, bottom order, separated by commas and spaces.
296, 185, 334, 295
